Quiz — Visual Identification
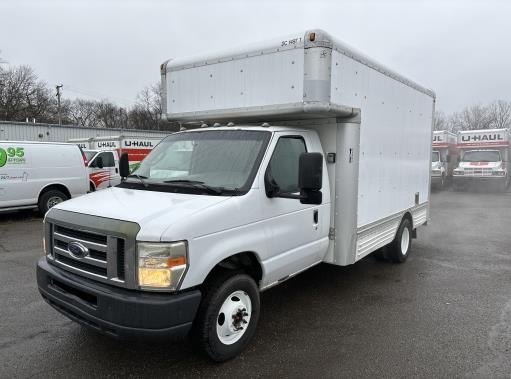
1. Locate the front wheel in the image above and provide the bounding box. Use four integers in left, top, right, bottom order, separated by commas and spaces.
38, 189, 68, 215
191, 272, 260, 362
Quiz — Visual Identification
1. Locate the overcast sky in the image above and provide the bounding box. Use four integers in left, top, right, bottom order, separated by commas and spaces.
1, 0, 510, 113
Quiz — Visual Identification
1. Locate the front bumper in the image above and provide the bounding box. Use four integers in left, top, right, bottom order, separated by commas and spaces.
37, 258, 201, 339
453, 175, 507, 182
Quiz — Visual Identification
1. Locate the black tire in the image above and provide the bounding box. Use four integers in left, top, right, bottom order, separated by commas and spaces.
385, 218, 412, 263
89, 182, 96, 192
191, 271, 260, 362
38, 189, 68, 215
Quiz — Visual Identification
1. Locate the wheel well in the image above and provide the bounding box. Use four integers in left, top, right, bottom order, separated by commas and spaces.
205, 252, 263, 284
38, 184, 71, 202
402, 211, 416, 238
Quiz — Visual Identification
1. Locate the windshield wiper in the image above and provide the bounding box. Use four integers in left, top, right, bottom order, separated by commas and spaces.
127, 173, 149, 188
162, 179, 224, 195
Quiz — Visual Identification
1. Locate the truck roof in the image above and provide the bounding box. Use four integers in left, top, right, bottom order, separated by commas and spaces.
178, 125, 309, 134
164, 29, 434, 99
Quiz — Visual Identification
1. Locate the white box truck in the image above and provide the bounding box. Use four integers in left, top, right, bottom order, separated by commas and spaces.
431, 130, 458, 189
453, 128, 510, 191
37, 30, 435, 361
0, 141, 88, 214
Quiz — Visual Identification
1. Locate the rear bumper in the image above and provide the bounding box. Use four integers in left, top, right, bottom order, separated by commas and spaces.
37, 258, 201, 339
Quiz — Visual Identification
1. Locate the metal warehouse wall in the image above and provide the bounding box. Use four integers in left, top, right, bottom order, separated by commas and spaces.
0, 121, 172, 142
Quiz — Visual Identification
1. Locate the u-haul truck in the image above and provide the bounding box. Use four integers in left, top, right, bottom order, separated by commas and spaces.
69, 136, 164, 191
38, 29, 435, 361
431, 130, 458, 189
92, 136, 163, 172
453, 128, 510, 191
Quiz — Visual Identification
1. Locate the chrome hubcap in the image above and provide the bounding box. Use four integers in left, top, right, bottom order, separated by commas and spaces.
47, 196, 63, 209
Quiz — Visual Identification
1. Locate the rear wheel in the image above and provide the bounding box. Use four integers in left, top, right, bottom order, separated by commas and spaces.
385, 218, 412, 263
191, 271, 260, 362
38, 189, 68, 215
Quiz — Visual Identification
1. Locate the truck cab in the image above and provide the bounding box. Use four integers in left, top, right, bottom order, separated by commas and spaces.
83, 149, 121, 191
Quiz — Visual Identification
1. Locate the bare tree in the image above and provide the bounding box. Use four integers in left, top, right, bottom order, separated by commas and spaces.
68, 99, 100, 128
433, 110, 449, 131
0, 65, 56, 122
487, 100, 511, 129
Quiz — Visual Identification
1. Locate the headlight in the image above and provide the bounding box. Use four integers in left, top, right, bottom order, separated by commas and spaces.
137, 241, 188, 290
492, 169, 506, 176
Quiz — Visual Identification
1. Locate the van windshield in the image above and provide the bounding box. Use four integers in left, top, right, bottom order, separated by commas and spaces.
122, 130, 270, 195
462, 150, 501, 162
431, 151, 440, 162
83, 150, 98, 162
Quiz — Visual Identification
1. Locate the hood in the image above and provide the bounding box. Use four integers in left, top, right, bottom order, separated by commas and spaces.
459, 161, 502, 169
53, 187, 232, 240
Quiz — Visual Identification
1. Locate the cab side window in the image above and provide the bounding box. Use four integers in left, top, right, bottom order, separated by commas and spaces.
97, 152, 115, 167
267, 137, 306, 193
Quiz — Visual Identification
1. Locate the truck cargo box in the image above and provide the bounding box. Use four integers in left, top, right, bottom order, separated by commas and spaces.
161, 29, 435, 264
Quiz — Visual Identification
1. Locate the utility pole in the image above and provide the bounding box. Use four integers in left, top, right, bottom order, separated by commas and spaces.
56, 84, 63, 125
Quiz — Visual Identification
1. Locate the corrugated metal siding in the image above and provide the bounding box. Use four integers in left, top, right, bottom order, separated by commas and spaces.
0, 121, 172, 142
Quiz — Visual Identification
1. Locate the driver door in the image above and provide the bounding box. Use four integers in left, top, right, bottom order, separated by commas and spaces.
260, 132, 324, 287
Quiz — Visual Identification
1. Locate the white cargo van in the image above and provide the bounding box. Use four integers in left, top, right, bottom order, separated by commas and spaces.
431, 130, 458, 189
0, 141, 88, 214
453, 129, 510, 191
37, 30, 435, 361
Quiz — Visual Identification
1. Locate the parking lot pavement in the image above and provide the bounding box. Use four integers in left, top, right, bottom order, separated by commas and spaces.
1, 191, 510, 378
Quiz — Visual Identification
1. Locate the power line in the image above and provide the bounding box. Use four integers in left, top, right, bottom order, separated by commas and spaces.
63, 85, 136, 107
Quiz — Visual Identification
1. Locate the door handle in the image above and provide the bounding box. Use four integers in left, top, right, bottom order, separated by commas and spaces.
115, 168, 119, 173
313, 209, 319, 224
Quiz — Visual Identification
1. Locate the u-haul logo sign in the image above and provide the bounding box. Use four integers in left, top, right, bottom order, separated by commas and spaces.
123, 140, 154, 148
458, 132, 508, 147
95, 141, 119, 149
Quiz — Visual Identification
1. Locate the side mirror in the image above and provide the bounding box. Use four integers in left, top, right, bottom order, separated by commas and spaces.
119, 152, 130, 178
298, 152, 323, 204
96, 156, 104, 169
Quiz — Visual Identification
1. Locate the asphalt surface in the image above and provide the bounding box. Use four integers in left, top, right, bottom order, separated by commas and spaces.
1, 190, 510, 378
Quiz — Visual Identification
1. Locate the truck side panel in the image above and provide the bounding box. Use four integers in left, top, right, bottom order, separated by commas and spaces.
330, 50, 434, 228
168, 48, 305, 115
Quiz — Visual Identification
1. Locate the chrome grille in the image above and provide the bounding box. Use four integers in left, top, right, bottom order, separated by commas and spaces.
50, 223, 127, 286
463, 168, 493, 176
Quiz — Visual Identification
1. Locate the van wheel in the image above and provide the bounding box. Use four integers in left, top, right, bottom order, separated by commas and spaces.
386, 218, 412, 263
38, 189, 68, 214
191, 271, 260, 362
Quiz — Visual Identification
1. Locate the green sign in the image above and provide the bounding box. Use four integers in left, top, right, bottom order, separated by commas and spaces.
0, 147, 25, 167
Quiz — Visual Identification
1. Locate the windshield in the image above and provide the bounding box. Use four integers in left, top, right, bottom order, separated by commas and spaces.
84, 150, 98, 162
462, 150, 501, 162
431, 151, 440, 162
122, 130, 270, 195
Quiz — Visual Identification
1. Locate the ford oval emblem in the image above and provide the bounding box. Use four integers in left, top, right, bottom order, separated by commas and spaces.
68, 241, 89, 259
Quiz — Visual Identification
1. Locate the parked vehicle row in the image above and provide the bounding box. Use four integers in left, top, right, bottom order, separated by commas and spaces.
431, 128, 510, 191
69, 135, 164, 191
